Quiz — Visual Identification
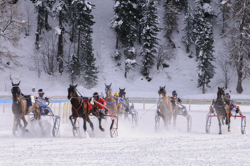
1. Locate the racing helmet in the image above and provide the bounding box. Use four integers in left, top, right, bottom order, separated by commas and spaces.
38, 89, 44, 94
114, 92, 119, 96
93, 92, 99, 99
225, 93, 230, 99
172, 90, 177, 96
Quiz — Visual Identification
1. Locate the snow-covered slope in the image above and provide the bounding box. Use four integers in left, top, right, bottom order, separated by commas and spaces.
1, 0, 250, 99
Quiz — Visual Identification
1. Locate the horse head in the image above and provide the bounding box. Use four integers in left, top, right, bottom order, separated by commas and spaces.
158, 86, 167, 97
67, 84, 78, 99
119, 88, 126, 98
11, 81, 21, 101
105, 83, 112, 98
217, 87, 225, 100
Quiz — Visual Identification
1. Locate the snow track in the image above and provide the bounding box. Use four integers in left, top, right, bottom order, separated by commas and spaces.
0, 104, 250, 165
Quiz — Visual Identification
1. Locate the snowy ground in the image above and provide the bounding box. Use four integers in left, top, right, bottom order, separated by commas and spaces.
0, 103, 250, 165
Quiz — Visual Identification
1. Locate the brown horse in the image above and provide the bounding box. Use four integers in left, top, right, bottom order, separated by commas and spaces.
157, 86, 174, 129
104, 83, 121, 116
67, 84, 104, 133
214, 87, 231, 134
11, 81, 40, 135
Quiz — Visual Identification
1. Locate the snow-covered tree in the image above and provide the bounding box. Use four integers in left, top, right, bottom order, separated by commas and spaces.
182, 0, 193, 53
0, 1, 25, 70
193, 0, 215, 94
53, 0, 70, 74
110, 0, 138, 78
163, 0, 179, 48
140, 0, 161, 78
83, 29, 98, 89
218, 0, 231, 36
227, 0, 250, 94
66, 54, 79, 84
31, 0, 56, 49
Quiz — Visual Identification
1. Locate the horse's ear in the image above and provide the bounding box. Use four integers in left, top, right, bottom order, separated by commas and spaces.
75, 84, 78, 87
119, 88, 121, 90
222, 87, 224, 90
18, 81, 21, 86
218, 87, 220, 89
110, 83, 112, 86
164, 85, 166, 89
105, 83, 107, 86
12, 81, 14, 86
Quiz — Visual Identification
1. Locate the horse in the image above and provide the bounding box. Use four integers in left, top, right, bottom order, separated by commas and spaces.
67, 84, 105, 133
157, 86, 174, 129
119, 88, 130, 118
213, 87, 231, 134
104, 83, 121, 116
11, 81, 41, 135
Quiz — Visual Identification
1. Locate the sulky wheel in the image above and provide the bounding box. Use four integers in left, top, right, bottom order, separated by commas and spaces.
241, 127, 246, 134
132, 112, 138, 126
110, 119, 118, 138
52, 117, 60, 137
187, 116, 192, 132
73, 119, 80, 137
205, 125, 210, 133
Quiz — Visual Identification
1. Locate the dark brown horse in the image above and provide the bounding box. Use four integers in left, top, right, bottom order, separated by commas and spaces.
67, 84, 104, 133
158, 86, 174, 129
11, 81, 40, 135
104, 83, 121, 116
214, 87, 231, 134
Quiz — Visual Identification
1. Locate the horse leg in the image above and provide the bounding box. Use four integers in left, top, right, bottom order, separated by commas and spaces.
98, 117, 105, 132
69, 115, 76, 129
21, 116, 28, 132
85, 116, 94, 131
217, 115, 222, 134
173, 111, 177, 129
227, 111, 231, 132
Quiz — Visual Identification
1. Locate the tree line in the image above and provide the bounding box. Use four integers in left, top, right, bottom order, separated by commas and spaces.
0, 0, 250, 93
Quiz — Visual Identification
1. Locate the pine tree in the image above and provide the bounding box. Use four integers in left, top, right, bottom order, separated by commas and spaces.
218, 0, 231, 36
31, 0, 55, 49
137, 0, 147, 45
227, 0, 250, 94
163, 0, 179, 48
83, 29, 98, 89
182, 0, 193, 53
110, 0, 138, 78
193, 0, 215, 94
140, 0, 160, 78
53, 0, 69, 74
197, 21, 215, 94
66, 54, 79, 84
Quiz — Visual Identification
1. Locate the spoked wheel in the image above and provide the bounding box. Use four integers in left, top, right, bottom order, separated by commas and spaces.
187, 116, 192, 132
155, 112, 161, 130
132, 112, 138, 126
110, 119, 118, 138
73, 119, 80, 137
52, 117, 60, 137
205, 125, 210, 133
241, 127, 246, 134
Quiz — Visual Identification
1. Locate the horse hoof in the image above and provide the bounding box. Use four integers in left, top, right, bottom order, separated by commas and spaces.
228, 129, 231, 132
219, 132, 222, 134
100, 128, 105, 132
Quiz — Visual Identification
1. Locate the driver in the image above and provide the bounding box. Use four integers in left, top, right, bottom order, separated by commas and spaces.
93, 92, 107, 115
36, 89, 51, 115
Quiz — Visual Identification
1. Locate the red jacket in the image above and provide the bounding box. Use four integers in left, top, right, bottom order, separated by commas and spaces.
95, 98, 107, 109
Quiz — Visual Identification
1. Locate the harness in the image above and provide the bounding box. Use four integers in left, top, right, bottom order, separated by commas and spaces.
71, 98, 83, 117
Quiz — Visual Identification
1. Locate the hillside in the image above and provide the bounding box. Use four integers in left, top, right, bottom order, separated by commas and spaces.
1, 0, 250, 99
